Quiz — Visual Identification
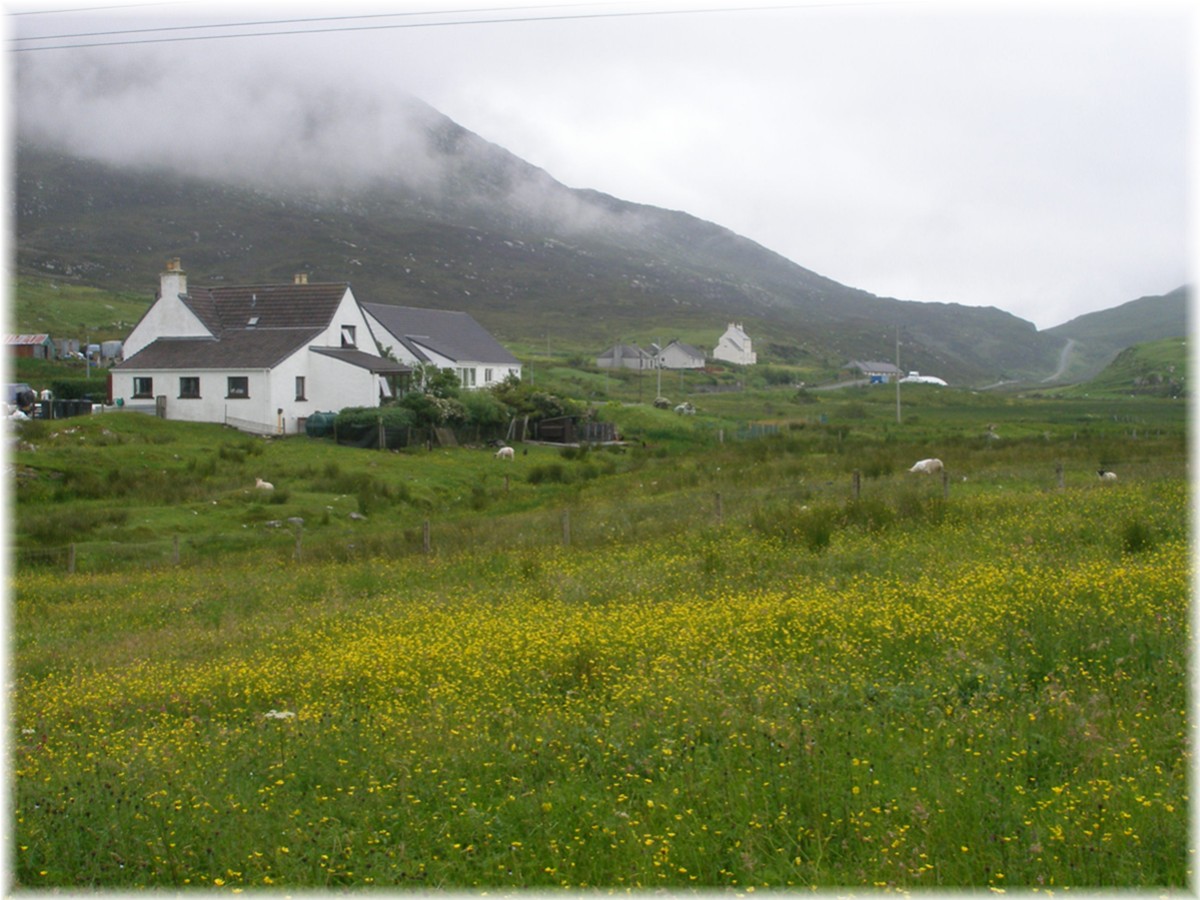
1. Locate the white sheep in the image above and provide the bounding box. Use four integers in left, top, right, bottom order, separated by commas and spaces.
1098, 469, 1118, 482
909, 458, 944, 475
255, 477, 274, 490
495, 446, 515, 460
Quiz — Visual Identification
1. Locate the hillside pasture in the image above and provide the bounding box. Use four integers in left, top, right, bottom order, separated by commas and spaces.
9, 391, 1190, 889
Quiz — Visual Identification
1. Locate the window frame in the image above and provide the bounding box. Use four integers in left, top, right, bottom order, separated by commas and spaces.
226, 376, 250, 399
132, 376, 153, 399
295, 375, 307, 401
179, 376, 201, 399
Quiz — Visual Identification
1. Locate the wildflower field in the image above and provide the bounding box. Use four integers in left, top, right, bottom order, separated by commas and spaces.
10, 393, 1191, 889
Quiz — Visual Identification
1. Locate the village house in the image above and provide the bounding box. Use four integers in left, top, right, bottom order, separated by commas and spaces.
596, 343, 655, 370
712, 323, 756, 365
361, 303, 521, 389
654, 339, 706, 370
113, 260, 410, 435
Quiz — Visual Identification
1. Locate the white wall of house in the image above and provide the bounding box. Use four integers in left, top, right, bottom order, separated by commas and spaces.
657, 344, 706, 369
713, 323, 757, 366
111, 352, 384, 434
123, 292, 212, 359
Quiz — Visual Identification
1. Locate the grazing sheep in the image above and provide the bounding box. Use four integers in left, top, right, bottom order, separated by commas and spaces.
495, 446, 515, 460
1098, 469, 1118, 482
255, 477, 274, 490
909, 458, 944, 475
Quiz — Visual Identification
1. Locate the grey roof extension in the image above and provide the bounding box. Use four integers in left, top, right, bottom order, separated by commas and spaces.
363, 303, 519, 366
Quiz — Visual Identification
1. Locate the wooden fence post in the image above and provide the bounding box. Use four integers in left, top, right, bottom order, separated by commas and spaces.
67, 543, 76, 574
715, 491, 723, 525
852, 469, 861, 500
173, 534, 180, 565
561, 509, 571, 547
423, 519, 431, 554
1056, 462, 1065, 490
293, 523, 303, 562
942, 469, 950, 500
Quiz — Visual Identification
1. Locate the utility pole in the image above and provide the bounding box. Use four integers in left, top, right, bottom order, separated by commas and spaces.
895, 324, 902, 425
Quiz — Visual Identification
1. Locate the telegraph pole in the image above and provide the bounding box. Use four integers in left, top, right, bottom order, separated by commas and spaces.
895, 324, 902, 424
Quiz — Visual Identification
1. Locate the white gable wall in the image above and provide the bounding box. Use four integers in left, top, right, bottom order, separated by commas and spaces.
123, 294, 212, 359
658, 344, 706, 369
713, 323, 757, 365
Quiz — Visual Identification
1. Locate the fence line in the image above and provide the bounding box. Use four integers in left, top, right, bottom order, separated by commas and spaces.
12, 460, 1161, 576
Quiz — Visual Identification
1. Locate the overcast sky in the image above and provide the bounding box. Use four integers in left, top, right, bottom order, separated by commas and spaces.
8, 0, 1195, 330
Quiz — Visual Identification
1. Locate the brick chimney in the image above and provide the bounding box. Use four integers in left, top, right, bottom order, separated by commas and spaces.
161, 257, 187, 300
294, 272, 309, 285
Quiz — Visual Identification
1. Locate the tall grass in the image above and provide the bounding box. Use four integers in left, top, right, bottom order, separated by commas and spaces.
12, 474, 1189, 889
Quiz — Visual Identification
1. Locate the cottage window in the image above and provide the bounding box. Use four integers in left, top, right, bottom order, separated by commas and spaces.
227, 376, 249, 399
132, 377, 153, 398
179, 377, 201, 399
484, 368, 493, 384
458, 367, 477, 388
341, 325, 357, 348
295, 376, 307, 401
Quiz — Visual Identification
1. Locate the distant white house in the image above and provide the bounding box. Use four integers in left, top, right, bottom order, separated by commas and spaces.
597, 343, 655, 370
113, 259, 410, 435
361, 303, 521, 389
712, 323, 756, 365
654, 339, 706, 370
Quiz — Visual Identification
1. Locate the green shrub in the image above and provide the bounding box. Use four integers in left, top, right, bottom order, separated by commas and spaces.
527, 463, 569, 485
1121, 519, 1155, 554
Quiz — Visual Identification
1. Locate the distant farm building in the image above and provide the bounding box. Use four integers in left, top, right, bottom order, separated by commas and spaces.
5, 334, 56, 360
845, 360, 905, 383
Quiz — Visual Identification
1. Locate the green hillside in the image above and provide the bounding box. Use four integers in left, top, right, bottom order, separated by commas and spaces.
1062, 337, 1188, 398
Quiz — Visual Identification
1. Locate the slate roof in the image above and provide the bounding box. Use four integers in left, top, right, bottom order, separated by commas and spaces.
363, 303, 520, 366
661, 340, 705, 358
120, 281, 369, 371
118, 330, 323, 370
598, 343, 654, 361
310, 347, 411, 374
179, 283, 351, 333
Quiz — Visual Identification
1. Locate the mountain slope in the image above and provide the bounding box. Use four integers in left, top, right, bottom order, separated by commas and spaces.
14, 101, 1069, 385
1045, 287, 1189, 381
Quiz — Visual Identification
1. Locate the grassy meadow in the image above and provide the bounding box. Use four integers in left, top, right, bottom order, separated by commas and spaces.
9, 386, 1190, 889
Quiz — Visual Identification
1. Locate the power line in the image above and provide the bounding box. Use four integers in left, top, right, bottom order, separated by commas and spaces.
10, 2, 866, 52
12, 2, 595, 42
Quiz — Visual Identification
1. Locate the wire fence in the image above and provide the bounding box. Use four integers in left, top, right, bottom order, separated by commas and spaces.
12, 455, 1183, 576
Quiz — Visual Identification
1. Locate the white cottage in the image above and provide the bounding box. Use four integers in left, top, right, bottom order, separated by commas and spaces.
654, 339, 706, 370
712, 323, 757, 365
361, 303, 521, 389
113, 259, 410, 435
